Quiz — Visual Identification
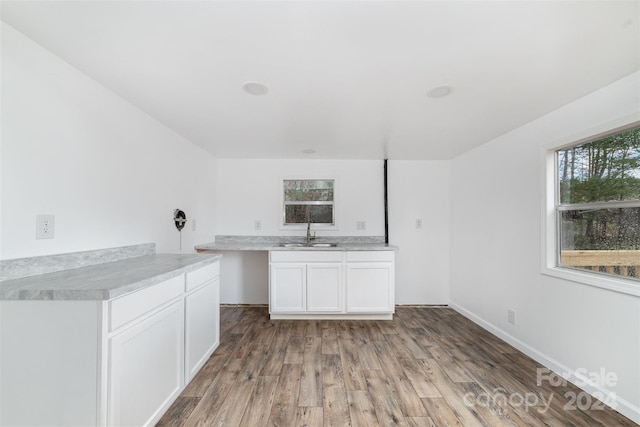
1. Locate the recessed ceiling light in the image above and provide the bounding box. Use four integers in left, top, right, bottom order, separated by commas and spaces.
302, 148, 316, 154
427, 85, 453, 98
242, 81, 269, 96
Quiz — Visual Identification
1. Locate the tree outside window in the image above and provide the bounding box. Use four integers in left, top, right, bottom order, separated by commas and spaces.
557, 126, 640, 280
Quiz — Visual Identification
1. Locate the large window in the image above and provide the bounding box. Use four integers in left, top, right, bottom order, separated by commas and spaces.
283, 179, 335, 226
555, 125, 640, 282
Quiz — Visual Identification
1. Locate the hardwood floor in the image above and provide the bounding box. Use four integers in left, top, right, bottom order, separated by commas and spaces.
157, 306, 636, 426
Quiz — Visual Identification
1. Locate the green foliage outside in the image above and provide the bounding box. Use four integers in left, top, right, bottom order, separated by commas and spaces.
559, 127, 640, 204
558, 127, 640, 251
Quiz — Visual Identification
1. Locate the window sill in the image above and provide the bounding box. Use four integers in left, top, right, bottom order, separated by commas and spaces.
542, 266, 640, 297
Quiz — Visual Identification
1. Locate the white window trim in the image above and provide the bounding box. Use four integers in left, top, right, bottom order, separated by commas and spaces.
541, 114, 640, 297
279, 176, 339, 231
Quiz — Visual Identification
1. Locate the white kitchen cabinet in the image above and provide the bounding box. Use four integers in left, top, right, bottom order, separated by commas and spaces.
346, 251, 395, 313
270, 262, 307, 312
346, 264, 394, 313
0, 259, 221, 427
108, 299, 184, 427
269, 250, 393, 319
307, 263, 344, 312
185, 262, 220, 381
106, 274, 186, 427
269, 251, 344, 314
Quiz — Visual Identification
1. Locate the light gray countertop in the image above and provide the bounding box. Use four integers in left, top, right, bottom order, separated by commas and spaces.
0, 248, 222, 301
195, 235, 398, 252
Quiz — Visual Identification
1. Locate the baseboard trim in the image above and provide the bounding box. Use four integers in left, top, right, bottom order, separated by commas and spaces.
270, 313, 393, 320
449, 302, 640, 425
395, 304, 449, 308
220, 303, 268, 307
221, 304, 448, 308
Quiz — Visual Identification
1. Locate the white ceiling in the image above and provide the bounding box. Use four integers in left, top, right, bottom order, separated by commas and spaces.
2, 1, 638, 160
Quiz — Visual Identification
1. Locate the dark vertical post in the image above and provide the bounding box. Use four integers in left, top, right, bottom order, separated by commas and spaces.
384, 159, 389, 244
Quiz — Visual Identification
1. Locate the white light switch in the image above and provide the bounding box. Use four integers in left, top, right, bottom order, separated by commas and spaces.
36, 214, 55, 239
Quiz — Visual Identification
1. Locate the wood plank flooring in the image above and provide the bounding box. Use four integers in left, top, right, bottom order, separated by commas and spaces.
157, 306, 636, 426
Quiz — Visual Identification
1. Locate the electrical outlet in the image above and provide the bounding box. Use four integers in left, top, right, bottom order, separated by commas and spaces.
415, 218, 423, 229
36, 214, 55, 239
356, 221, 366, 230
255, 220, 262, 230
508, 309, 516, 325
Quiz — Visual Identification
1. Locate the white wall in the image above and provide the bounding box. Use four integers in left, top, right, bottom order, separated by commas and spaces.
214, 159, 385, 303
450, 71, 640, 423
216, 159, 386, 237
389, 161, 450, 304
0, 23, 217, 259
214, 158, 450, 305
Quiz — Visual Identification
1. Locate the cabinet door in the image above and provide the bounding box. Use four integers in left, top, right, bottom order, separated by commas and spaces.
307, 263, 344, 312
270, 263, 306, 313
185, 277, 220, 381
108, 300, 184, 427
346, 263, 394, 313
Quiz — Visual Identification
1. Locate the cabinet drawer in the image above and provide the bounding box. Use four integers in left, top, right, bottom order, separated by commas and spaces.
110, 275, 184, 331
270, 251, 343, 263
346, 251, 394, 262
186, 262, 220, 292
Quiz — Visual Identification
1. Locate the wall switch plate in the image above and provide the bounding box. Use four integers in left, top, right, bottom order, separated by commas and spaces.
255, 220, 262, 230
415, 218, 423, 229
192, 219, 197, 231
356, 221, 366, 230
36, 214, 55, 239
507, 309, 516, 325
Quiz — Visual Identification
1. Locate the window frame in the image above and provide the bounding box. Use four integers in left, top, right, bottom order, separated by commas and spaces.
279, 177, 339, 230
541, 116, 640, 297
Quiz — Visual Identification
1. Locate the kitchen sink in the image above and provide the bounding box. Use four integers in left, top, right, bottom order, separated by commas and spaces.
275, 242, 338, 248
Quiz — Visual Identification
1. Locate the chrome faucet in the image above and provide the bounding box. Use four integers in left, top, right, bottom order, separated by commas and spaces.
306, 220, 316, 245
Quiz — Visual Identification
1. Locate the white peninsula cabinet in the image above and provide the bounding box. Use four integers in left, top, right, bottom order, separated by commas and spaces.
269, 250, 394, 319
107, 275, 186, 427
184, 262, 220, 381
0, 258, 220, 427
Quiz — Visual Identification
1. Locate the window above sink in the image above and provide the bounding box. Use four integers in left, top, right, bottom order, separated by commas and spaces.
281, 178, 337, 229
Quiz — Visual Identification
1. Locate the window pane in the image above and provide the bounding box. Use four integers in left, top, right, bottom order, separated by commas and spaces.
560, 207, 640, 279
557, 127, 640, 204
284, 180, 334, 202
285, 205, 334, 224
